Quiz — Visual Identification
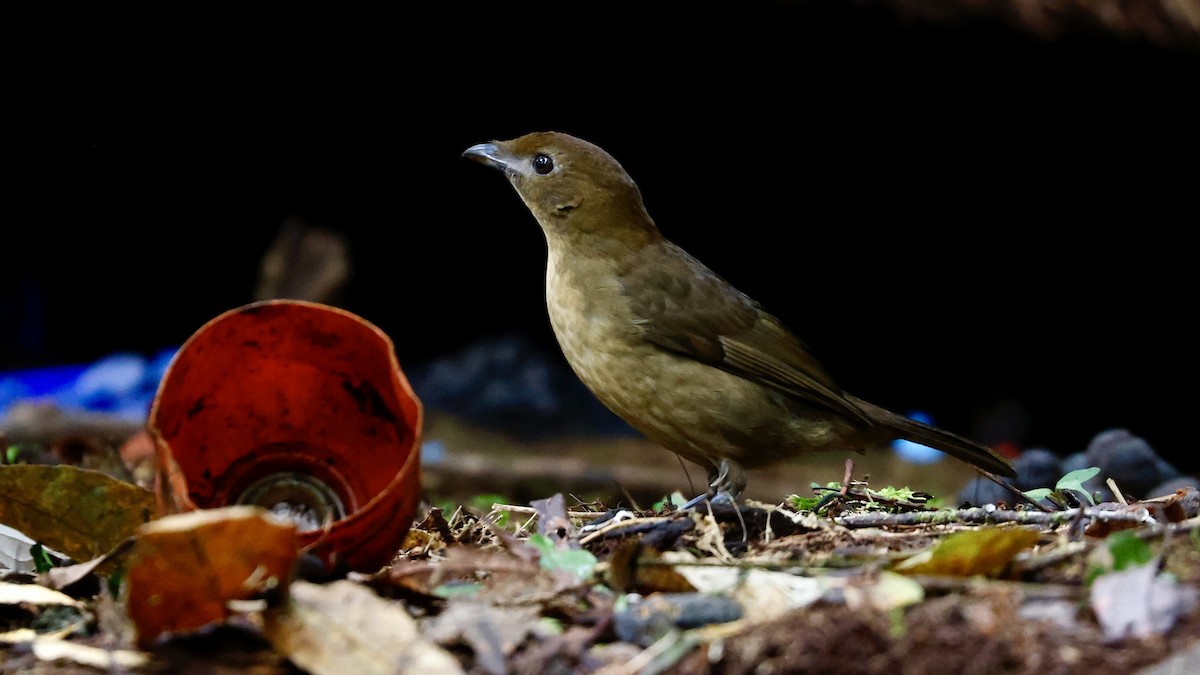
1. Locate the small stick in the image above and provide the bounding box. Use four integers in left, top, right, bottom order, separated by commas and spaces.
1107, 478, 1128, 505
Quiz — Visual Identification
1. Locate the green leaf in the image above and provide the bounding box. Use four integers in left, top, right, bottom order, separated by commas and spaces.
1056, 467, 1100, 505
875, 486, 916, 501
654, 492, 688, 511
1023, 488, 1053, 503
528, 533, 597, 582
1057, 467, 1101, 487
1085, 530, 1155, 585
465, 493, 512, 526
106, 569, 125, 598
30, 543, 56, 573
466, 493, 510, 512
1107, 531, 1154, 570
788, 495, 822, 512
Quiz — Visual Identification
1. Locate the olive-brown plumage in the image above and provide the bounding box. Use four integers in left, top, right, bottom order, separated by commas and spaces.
463, 131, 1014, 501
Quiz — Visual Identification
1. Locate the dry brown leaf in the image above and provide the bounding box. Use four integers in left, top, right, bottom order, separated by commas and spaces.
388, 544, 563, 604
423, 602, 540, 675
40, 538, 135, 590
0, 464, 156, 562
605, 539, 697, 594
124, 505, 299, 649
264, 579, 463, 675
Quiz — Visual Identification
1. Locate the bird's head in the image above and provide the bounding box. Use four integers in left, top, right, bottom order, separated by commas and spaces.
463, 131, 656, 242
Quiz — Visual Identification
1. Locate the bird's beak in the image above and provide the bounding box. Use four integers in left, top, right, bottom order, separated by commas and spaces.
462, 142, 511, 174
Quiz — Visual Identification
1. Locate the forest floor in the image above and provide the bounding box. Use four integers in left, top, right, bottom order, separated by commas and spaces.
2, 411, 1199, 674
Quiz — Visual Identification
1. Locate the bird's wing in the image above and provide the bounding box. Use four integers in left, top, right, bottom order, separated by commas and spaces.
624, 243, 874, 425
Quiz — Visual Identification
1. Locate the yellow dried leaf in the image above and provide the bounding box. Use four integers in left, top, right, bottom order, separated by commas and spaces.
894, 527, 1040, 578
0, 464, 155, 562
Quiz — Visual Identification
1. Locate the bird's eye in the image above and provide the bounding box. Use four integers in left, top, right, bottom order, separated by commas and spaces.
532, 153, 554, 175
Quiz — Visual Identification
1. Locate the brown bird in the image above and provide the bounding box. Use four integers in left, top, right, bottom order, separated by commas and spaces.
463, 131, 1015, 504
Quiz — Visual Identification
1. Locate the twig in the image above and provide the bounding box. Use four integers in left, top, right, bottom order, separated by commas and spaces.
905, 574, 1085, 600
1010, 540, 1091, 574
1132, 514, 1200, 541
578, 515, 676, 546
693, 503, 737, 563
836, 505, 1157, 529
981, 469, 1054, 512
489, 503, 610, 520
1108, 478, 1128, 505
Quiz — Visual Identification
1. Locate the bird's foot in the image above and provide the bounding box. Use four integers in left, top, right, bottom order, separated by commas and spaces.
680, 489, 736, 510
680, 458, 746, 510
709, 458, 746, 501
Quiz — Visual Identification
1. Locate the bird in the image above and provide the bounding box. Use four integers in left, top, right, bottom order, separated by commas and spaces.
463, 131, 1015, 504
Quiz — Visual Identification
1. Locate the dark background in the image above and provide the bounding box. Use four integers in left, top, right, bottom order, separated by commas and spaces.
7, 3, 1197, 468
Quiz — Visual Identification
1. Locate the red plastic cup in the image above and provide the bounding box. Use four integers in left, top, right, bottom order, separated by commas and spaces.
148, 300, 423, 572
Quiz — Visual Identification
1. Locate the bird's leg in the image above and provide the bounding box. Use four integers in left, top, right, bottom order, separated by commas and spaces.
710, 457, 746, 502
680, 458, 746, 510
680, 492, 712, 510
675, 459, 748, 544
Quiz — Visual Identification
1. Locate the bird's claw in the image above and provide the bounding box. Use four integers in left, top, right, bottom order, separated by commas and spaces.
680, 458, 745, 510
710, 458, 746, 500
680, 489, 738, 510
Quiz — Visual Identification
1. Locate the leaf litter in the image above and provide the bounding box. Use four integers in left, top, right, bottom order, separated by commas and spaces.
3, 456, 1200, 674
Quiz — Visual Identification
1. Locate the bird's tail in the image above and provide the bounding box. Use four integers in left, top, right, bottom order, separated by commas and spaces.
849, 395, 1016, 478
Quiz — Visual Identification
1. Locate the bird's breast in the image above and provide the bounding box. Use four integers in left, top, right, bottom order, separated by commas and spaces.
545, 252, 636, 375
545, 250, 659, 415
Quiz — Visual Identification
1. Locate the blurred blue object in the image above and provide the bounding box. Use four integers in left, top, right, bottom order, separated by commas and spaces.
891, 410, 945, 465
0, 346, 179, 423
0, 363, 85, 401
420, 439, 447, 467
